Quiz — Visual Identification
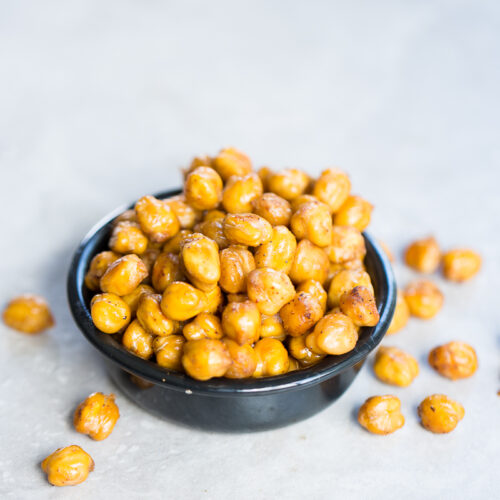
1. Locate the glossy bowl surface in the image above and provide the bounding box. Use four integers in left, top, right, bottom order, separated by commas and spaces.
67, 188, 396, 432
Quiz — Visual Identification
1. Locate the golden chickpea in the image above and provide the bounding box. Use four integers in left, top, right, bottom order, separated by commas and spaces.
221, 300, 261, 345
404, 280, 443, 319
154, 335, 185, 371
325, 226, 366, 264
280, 292, 323, 337
100, 254, 149, 296
288, 334, 325, 367
3, 294, 54, 334
307, 312, 358, 355
151, 252, 183, 293
334, 195, 373, 231
291, 201, 333, 248
113, 208, 136, 225
418, 394, 464, 433
180, 233, 220, 291
253, 338, 290, 377
183, 313, 223, 341
182, 339, 232, 380
161, 281, 206, 321
260, 314, 286, 341
254, 225, 297, 274
247, 268, 296, 315
288, 357, 300, 372
428, 341, 478, 380
257, 166, 272, 190
195, 218, 229, 250
339, 286, 379, 327
373, 346, 419, 387
386, 291, 410, 334
290, 194, 319, 212
328, 268, 374, 308
41, 445, 94, 487
84, 251, 120, 291
73, 392, 120, 441
121, 284, 154, 315
357, 395, 405, 435
201, 285, 224, 314
296, 280, 327, 313
313, 168, 351, 213
162, 229, 193, 254
222, 172, 263, 213
135, 195, 180, 243
289, 239, 330, 285
267, 168, 309, 201
203, 209, 226, 222
223, 338, 258, 378
442, 249, 481, 282
223, 213, 273, 247
136, 293, 177, 336
109, 221, 148, 255
163, 194, 202, 229
184, 166, 223, 210
212, 147, 252, 181
251, 192, 292, 226
404, 236, 441, 273
219, 246, 255, 294
91, 293, 131, 334
122, 320, 154, 359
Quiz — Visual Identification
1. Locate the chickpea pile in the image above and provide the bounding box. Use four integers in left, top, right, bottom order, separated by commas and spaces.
84, 148, 379, 381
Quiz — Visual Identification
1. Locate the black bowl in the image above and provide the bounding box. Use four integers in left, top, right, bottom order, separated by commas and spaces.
67, 189, 396, 432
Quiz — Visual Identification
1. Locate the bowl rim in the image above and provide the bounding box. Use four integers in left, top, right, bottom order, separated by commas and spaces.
67, 188, 396, 397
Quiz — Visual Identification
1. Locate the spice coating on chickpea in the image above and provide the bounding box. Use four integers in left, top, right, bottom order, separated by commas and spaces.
404, 280, 443, 319
247, 268, 295, 315
41, 445, 94, 487
279, 292, 323, 337
334, 195, 373, 231
222, 172, 263, 213
289, 239, 330, 285
328, 268, 374, 308
404, 236, 441, 274
339, 286, 379, 327
312, 168, 351, 213
74, 392, 120, 440
100, 254, 149, 296
135, 195, 180, 243
418, 394, 464, 433
182, 339, 232, 380
195, 218, 229, 250
183, 313, 223, 341
251, 192, 292, 226
85, 251, 121, 291
222, 300, 261, 345
122, 320, 154, 359
428, 341, 478, 380
109, 221, 148, 255
161, 281, 206, 321
223, 338, 258, 378
307, 312, 358, 355
122, 284, 154, 315
373, 346, 419, 387
213, 147, 252, 181
267, 168, 309, 201
224, 213, 273, 247
386, 291, 410, 334
290, 201, 333, 248
442, 249, 481, 282
184, 166, 223, 210
163, 194, 202, 229
152, 252, 184, 293
296, 280, 328, 313
254, 225, 297, 274
181, 233, 220, 291
154, 335, 185, 371
91, 293, 130, 334
3, 294, 54, 334
325, 226, 366, 265
357, 395, 405, 435
260, 314, 286, 340
253, 338, 290, 377
162, 229, 193, 254
137, 293, 177, 336
288, 334, 325, 367
219, 246, 255, 294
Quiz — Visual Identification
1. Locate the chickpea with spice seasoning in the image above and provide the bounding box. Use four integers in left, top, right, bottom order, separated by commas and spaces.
442, 249, 481, 282
73, 392, 120, 440
3, 294, 54, 334
373, 346, 419, 387
222, 172, 263, 213
251, 192, 292, 226
418, 394, 464, 433
334, 195, 373, 231
135, 195, 180, 243
41, 446, 94, 487
184, 167, 223, 210
91, 293, 130, 334
358, 395, 405, 435
182, 339, 232, 380
312, 168, 351, 213
84, 251, 120, 291
100, 254, 149, 296
428, 341, 478, 380
404, 280, 443, 319
404, 236, 441, 273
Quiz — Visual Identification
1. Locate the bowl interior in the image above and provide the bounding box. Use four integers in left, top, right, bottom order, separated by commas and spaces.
67, 189, 397, 395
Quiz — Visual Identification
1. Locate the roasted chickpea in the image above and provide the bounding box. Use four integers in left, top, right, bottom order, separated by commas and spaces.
162, 229, 193, 254
251, 192, 292, 226
135, 195, 180, 243
253, 338, 290, 377
151, 252, 183, 293
154, 335, 185, 371
288, 334, 325, 367
201, 286, 224, 314
187, 154, 213, 173
442, 249, 481, 282
109, 221, 148, 255
182, 339, 232, 380
373, 346, 419, 387
195, 218, 229, 249
290, 194, 318, 212
184, 166, 223, 210
161, 281, 206, 321
267, 168, 309, 201
254, 225, 297, 274
404, 236, 441, 273
212, 147, 252, 181
328, 268, 374, 308
222, 172, 263, 213
3, 294, 54, 334
357, 395, 405, 435
183, 313, 223, 341
260, 314, 286, 341
418, 394, 464, 433
223, 338, 258, 378
100, 254, 149, 296
289, 239, 330, 285
84, 251, 120, 291
163, 194, 202, 229
339, 286, 379, 327
136, 293, 177, 336
290, 201, 333, 248
313, 168, 351, 213
428, 341, 478, 380
257, 166, 272, 190
247, 268, 295, 315
404, 280, 443, 319
334, 195, 373, 231
288, 357, 300, 372
224, 213, 273, 247
91, 293, 131, 334
122, 320, 154, 359
113, 208, 136, 225
386, 291, 410, 334
73, 392, 120, 441
325, 226, 366, 264
219, 246, 255, 294
296, 280, 327, 313
180, 233, 220, 291
121, 284, 154, 315
222, 300, 261, 345
41, 446, 94, 487
280, 292, 323, 337
306, 312, 358, 355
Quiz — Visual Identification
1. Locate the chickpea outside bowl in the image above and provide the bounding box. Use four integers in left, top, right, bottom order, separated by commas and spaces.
67, 189, 396, 432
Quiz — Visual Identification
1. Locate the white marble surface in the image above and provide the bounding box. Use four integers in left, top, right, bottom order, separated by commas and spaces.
1, 1, 499, 498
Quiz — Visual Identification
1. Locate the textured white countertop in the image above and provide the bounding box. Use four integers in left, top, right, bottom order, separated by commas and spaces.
1, 1, 499, 498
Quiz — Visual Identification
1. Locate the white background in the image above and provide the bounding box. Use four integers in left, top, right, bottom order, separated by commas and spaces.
0, 1, 499, 498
